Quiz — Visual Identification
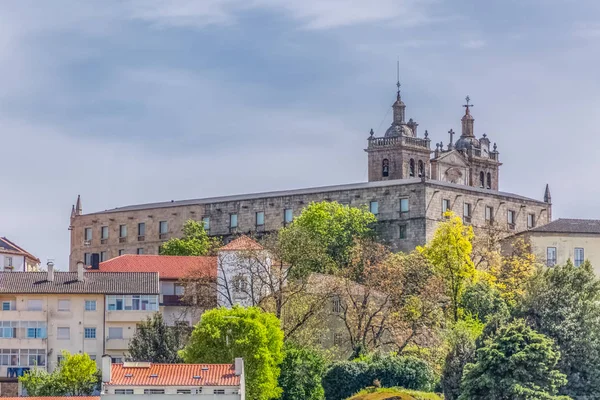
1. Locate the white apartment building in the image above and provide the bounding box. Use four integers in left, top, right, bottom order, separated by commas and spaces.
0, 237, 40, 272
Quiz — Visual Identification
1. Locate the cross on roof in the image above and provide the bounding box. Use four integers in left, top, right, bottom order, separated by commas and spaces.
463, 95, 473, 109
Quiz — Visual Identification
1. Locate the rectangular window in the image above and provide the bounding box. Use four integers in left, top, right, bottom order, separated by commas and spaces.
485, 206, 494, 222
144, 389, 165, 395
57, 300, 70, 311
107, 295, 159, 311
101, 226, 109, 240
442, 199, 451, 213
4, 257, 13, 268
159, 221, 168, 234
85, 300, 97, 311
115, 389, 134, 395
84, 228, 92, 241
175, 284, 185, 296
400, 198, 409, 213
138, 222, 145, 237
213, 390, 225, 395
463, 203, 472, 221
118, 249, 125, 256
202, 217, 210, 231
57, 327, 70, 340
177, 390, 192, 394
546, 247, 557, 267
230, 214, 238, 228
333, 333, 343, 346
256, 211, 265, 226
507, 210, 515, 225
108, 327, 123, 339
284, 208, 293, 224
370, 201, 379, 215
575, 247, 585, 267
111, 357, 123, 363
100, 251, 107, 262
528, 214, 536, 229
119, 225, 127, 238
84, 327, 96, 339
84, 253, 92, 265
27, 299, 43, 311
399, 225, 407, 240
2, 301, 11, 311
137, 248, 144, 255
332, 297, 342, 313
27, 324, 47, 339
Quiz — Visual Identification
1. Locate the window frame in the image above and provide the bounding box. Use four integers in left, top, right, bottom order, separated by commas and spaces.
57, 327, 70, 340
400, 198, 409, 213
485, 206, 494, 222
369, 201, 379, 215
575, 247, 585, 267
442, 199, 451, 213
101, 226, 109, 240
119, 224, 127, 238
27, 299, 43, 311
284, 208, 293, 224
57, 299, 70, 312
399, 224, 407, 240
202, 217, 210, 231
85, 300, 97, 311
546, 247, 557, 267
255, 211, 265, 227
527, 213, 536, 229
138, 222, 146, 237
84, 227, 92, 242
84, 327, 96, 339
108, 327, 123, 339
229, 213, 238, 229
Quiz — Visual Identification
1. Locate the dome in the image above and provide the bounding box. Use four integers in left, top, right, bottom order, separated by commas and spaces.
455, 136, 480, 151
385, 123, 413, 138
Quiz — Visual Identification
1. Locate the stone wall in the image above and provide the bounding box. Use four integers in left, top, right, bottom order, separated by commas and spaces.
0, 381, 18, 397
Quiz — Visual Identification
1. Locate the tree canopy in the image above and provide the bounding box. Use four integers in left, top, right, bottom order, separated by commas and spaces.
159, 219, 220, 256
278, 343, 327, 400
128, 313, 190, 363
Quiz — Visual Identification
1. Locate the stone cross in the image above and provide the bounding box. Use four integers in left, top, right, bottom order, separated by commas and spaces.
448, 129, 455, 146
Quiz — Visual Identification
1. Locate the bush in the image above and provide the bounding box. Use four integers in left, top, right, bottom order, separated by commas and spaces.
347, 387, 443, 400
322, 361, 371, 400
279, 343, 327, 400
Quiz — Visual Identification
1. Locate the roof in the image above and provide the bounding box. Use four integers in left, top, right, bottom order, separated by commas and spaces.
220, 235, 264, 251
94, 255, 217, 280
84, 179, 546, 215
107, 363, 241, 387
0, 237, 40, 263
528, 218, 600, 234
0, 272, 159, 294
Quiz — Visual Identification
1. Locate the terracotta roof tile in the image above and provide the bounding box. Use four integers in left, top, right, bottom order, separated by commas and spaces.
107, 363, 240, 387
95, 255, 217, 280
220, 235, 263, 251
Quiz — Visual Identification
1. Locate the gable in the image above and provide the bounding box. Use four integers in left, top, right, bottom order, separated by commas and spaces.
434, 150, 469, 167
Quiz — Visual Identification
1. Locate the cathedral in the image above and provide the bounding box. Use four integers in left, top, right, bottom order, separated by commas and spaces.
367, 84, 501, 190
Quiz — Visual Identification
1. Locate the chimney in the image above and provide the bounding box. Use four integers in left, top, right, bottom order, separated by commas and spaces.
234, 358, 244, 376
47, 261, 55, 282
77, 261, 84, 282
101, 354, 112, 384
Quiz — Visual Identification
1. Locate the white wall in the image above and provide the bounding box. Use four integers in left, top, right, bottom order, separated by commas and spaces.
0, 254, 26, 272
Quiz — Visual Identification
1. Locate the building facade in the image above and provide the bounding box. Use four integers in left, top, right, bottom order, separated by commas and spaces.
0, 237, 40, 272
69, 88, 552, 269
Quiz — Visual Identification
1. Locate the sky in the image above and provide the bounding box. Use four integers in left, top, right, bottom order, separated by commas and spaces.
1, 0, 600, 269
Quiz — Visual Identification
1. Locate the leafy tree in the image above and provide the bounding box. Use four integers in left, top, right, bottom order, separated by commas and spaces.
519, 260, 600, 398
278, 343, 327, 400
160, 220, 221, 256
322, 360, 371, 400
491, 237, 538, 305
128, 313, 190, 363
180, 306, 284, 400
418, 211, 475, 322
459, 319, 569, 400
460, 281, 509, 323
20, 351, 99, 396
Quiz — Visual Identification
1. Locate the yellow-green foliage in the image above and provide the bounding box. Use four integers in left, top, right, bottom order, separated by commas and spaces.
347, 387, 443, 400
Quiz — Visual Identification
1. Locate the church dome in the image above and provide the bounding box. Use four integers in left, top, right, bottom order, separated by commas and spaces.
385, 123, 413, 138
455, 136, 480, 151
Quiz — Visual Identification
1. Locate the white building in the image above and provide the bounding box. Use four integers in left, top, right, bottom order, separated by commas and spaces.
0, 237, 40, 272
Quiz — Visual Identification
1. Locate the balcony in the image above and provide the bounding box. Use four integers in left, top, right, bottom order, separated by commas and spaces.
105, 338, 130, 351
1, 310, 46, 321
162, 295, 185, 307
106, 310, 156, 322
367, 135, 430, 150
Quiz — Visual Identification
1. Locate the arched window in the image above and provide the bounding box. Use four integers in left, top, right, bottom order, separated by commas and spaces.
382, 159, 389, 177
487, 172, 492, 189
418, 160, 424, 177
409, 159, 415, 177
479, 171, 485, 188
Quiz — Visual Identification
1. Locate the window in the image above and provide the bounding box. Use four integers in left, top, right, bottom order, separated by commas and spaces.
485, 206, 494, 222
527, 214, 536, 229
177, 390, 192, 394
84, 328, 96, 339
418, 160, 424, 177
137, 248, 144, 255
382, 159, 389, 177
115, 389, 134, 395
159, 221, 168, 234
399, 225, 407, 240
332, 297, 342, 313
213, 389, 225, 395
119, 224, 127, 238
111, 357, 123, 363
230, 214, 238, 228
333, 333, 343, 346
2, 301, 14, 311
486, 172, 492, 189
256, 211, 265, 226
89, 354, 96, 361
507, 210, 515, 226
57, 327, 70, 340
100, 251, 107, 262
202, 217, 210, 231
546, 247, 557, 267
4, 257, 13, 268
107, 295, 159, 311
232, 274, 248, 293
175, 284, 185, 296
575, 248, 585, 267
108, 327, 123, 339
84, 253, 92, 266
284, 208, 293, 224
463, 203, 472, 222
85, 300, 96, 311
84, 228, 92, 242
370, 201, 379, 215
479, 171, 485, 188
0, 322, 16, 338
400, 198, 409, 213
144, 389, 165, 395
409, 159, 415, 177
138, 222, 145, 237
57, 300, 70, 311
25, 321, 47, 339
27, 299, 42, 311
101, 226, 109, 240
442, 199, 451, 213
118, 249, 125, 256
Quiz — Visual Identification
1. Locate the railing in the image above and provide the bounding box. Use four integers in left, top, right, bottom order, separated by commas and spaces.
162, 295, 185, 306
367, 135, 430, 150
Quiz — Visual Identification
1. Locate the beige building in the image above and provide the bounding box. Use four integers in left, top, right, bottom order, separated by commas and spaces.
506, 218, 600, 272
0, 264, 159, 395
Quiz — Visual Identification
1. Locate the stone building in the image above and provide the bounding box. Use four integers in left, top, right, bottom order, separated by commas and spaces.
69, 86, 552, 270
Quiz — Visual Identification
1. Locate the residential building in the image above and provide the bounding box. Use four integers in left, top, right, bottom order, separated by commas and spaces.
0, 237, 40, 272
504, 218, 600, 273
68, 88, 552, 270
101, 356, 245, 399
0, 263, 159, 395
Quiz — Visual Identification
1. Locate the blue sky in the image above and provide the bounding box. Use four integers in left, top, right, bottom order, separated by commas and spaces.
2, 0, 600, 268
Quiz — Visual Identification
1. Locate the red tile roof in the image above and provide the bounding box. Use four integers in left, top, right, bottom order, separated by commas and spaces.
107, 363, 241, 386
220, 235, 263, 251
94, 255, 217, 280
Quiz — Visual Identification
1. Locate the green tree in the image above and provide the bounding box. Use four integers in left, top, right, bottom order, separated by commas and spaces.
418, 211, 476, 322
278, 343, 327, 400
180, 306, 284, 400
20, 351, 99, 396
519, 260, 600, 398
460, 281, 509, 324
459, 319, 569, 400
159, 220, 221, 256
128, 313, 190, 363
